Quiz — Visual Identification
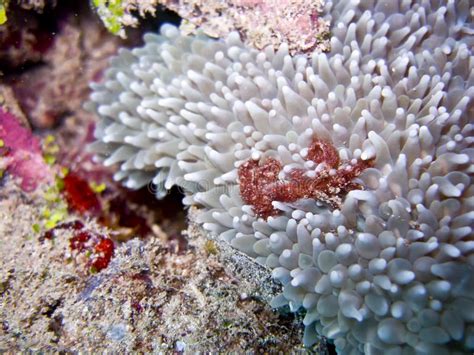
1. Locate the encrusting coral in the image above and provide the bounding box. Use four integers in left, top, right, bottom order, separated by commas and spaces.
87, 0, 474, 353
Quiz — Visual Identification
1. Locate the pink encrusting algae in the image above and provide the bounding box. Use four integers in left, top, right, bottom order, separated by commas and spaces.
0, 107, 53, 191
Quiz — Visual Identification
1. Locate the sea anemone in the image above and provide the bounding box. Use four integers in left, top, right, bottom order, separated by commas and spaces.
86, 0, 474, 353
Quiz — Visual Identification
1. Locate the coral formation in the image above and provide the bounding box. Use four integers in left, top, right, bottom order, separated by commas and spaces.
0, 11, 54, 69
162, 0, 330, 55
88, 0, 474, 353
0, 2, 125, 130
10, 18, 120, 129
0, 0, 55, 26
87, 0, 330, 54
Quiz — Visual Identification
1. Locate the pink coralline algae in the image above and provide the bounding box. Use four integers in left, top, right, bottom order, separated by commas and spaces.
0, 107, 53, 191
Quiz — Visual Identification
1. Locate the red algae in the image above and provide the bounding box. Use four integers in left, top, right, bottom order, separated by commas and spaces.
69, 229, 115, 272
58, 169, 154, 240
238, 138, 374, 219
62, 172, 102, 216
40, 219, 115, 272
57, 123, 155, 239
90, 237, 114, 271
69, 230, 91, 252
